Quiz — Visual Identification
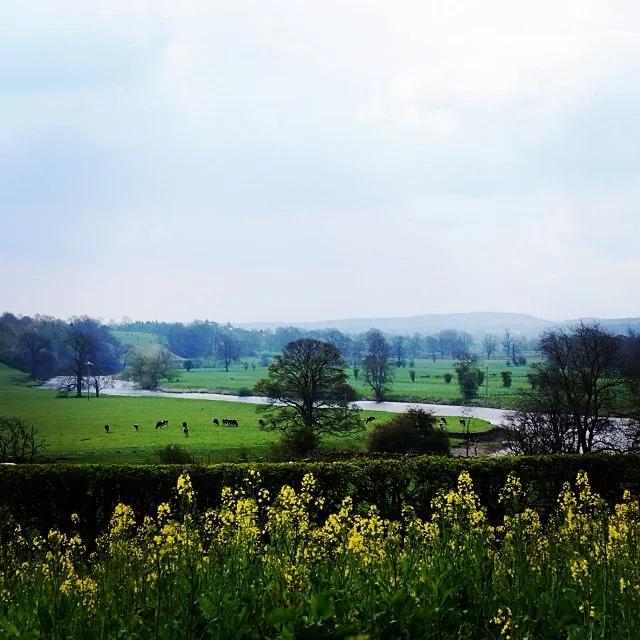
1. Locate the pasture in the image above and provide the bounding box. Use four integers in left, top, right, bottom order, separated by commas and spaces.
0, 365, 493, 464
162, 356, 540, 405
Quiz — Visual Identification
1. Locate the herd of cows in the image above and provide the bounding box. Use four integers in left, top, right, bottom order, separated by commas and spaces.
101, 415, 382, 436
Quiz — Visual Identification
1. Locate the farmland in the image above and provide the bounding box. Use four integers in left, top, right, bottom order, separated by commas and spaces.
0, 364, 493, 464
160, 356, 540, 406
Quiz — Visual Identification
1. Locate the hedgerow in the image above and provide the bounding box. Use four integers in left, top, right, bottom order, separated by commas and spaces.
1, 454, 640, 540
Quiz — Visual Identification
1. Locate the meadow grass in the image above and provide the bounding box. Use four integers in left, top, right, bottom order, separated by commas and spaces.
0, 365, 492, 464
163, 357, 539, 406
111, 331, 159, 347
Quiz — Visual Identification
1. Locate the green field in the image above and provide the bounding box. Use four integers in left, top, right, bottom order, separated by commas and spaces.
163, 356, 539, 406
111, 331, 159, 347
0, 364, 493, 464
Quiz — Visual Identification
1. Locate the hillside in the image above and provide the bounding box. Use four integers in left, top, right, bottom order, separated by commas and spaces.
238, 311, 553, 336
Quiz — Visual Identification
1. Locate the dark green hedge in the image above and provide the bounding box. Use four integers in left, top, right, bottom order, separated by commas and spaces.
1, 454, 640, 540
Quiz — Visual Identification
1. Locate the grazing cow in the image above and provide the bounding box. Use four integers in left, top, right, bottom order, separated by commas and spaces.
441, 417, 448, 424
212, 418, 219, 426
233, 419, 238, 427
162, 419, 169, 427
104, 424, 110, 434
183, 423, 189, 437
365, 416, 376, 424
459, 419, 466, 427
134, 423, 139, 432
258, 419, 265, 428
182, 421, 188, 429
155, 420, 163, 429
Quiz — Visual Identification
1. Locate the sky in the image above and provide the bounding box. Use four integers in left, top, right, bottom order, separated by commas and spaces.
1, 0, 640, 324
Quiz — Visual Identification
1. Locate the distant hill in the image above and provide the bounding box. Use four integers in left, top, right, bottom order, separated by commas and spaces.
238, 312, 554, 337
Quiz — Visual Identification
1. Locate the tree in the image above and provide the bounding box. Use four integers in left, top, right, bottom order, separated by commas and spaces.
216, 328, 240, 372
454, 353, 483, 401
408, 333, 422, 359
254, 339, 362, 453
63, 321, 98, 397
482, 334, 498, 360
368, 407, 449, 455
361, 329, 394, 401
129, 348, 179, 390
505, 322, 627, 454
89, 375, 114, 398
184, 359, 194, 372
501, 371, 512, 387
392, 335, 405, 366
502, 330, 513, 361
0, 417, 47, 463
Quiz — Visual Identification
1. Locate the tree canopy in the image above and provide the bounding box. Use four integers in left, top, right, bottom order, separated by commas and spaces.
254, 338, 362, 449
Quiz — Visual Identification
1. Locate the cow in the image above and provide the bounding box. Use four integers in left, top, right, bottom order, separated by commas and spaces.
182, 421, 189, 437
155, 421, 163, 429
212, 418, 219, 426
134, 423, 139, 432
365, 416, 376, 424
104, 424, 110, 434
258, 419, 265, 428
459, 418, 466, 427
162, 419, 169, 427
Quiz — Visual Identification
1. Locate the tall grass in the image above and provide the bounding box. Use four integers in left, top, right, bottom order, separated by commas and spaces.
1, 471, 639, 638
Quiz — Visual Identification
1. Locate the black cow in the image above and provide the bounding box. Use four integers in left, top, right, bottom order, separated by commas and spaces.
155, 421, 163, 429
258, 419, 265, 428
162, 419, 169, 427
459, 419, 466, 427
212, 418, 219, 426
104, 424, 110, 434
365, 416, 376, 424
134, 423, 139, 432
183, 423, 189, 437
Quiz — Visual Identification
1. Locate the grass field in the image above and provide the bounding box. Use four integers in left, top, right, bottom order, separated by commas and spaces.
0, 364, 493, 464
162, 356, 539, 406
111, 331, 159, 347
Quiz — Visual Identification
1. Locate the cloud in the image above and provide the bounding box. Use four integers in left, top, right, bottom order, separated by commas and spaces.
399, 106, 459, 132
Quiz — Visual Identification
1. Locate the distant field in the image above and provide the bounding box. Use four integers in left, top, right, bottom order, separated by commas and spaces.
162, 357, 539, 406
0, 364, 493, 464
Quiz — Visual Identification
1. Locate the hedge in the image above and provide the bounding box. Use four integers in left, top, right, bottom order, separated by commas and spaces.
1, 454, 640, 541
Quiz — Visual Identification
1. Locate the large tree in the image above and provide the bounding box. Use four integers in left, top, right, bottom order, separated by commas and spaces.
129, 348, 179, 390
505, 322, 628, 454
361, 329, 394, 401
254, 338, 362, 451
216, 327, 240, 372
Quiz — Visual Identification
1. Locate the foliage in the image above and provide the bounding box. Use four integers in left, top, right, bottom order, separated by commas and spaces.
128, 348, 179, 390
183, 359, 194, 372
1, 470, 640, 638
443, 373, 453, 384
255, 339, 362, 449
361, 329, 394, 401
455, 353, 484, 400
501, 371, 512, 388
154, 443, 195, 464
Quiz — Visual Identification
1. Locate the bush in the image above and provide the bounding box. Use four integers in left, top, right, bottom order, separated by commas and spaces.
183, 359, 194, 372
409, 370, 416, 382
155, 443, 194, 464
501, 371, 513, 388
274, 425, 319, 459
237, 387, 253, 397
368, 407, 449, 456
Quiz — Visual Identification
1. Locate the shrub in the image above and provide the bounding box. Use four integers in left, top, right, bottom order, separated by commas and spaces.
183, 359, 194, 371
274, 425, 319, 459
155, 443, 194, 464
368, 407, 449, 456
409, 369, 416, 382
0, 416, 47, 463
501, 371, 513, 388
237, 387, 253, 397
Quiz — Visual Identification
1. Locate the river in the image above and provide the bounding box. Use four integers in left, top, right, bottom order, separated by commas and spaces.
39, 378, 510, 426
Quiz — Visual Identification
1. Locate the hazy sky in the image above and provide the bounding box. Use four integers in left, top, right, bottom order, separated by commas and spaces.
2, 0, 640, 324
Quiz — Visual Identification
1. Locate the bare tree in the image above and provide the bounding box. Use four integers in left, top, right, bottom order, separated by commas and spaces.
17, 330, 53, 380
362, 329, 394, 401
63, 321, 97, 397
505, 322, 627, 454
392, 335, 405, 366
216, 330, 240, 372
0, 417, 47, 463
482, 334, 498, 360
89, 375, 114, 398
502, 330, 513, 361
